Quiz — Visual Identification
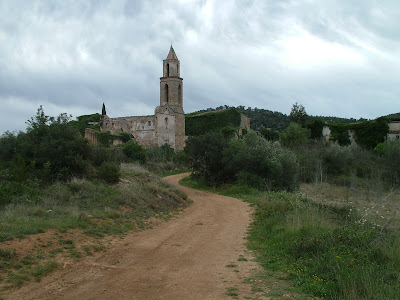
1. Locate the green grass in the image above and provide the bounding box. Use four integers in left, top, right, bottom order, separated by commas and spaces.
0, 164, 189, 242
181, 175, 400, 299
4, 261, 58, 288
226, 286, 239, 297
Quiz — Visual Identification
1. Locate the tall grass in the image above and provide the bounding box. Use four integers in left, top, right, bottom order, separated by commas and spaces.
247, 191, 400, 299
0, 163, 189, 242
181, 177, 400, 299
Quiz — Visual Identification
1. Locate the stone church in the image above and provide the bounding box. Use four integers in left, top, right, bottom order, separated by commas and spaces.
100, 46, 185, 151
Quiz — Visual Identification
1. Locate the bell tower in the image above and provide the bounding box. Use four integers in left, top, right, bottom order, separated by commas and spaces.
155, 46, 185, 151
160, 46, 183, 112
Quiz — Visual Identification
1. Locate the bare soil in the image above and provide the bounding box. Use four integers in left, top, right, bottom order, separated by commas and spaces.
2, 173, 264, 300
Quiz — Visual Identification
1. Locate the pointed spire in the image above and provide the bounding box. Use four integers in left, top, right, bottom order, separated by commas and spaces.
166, 45, 178, 60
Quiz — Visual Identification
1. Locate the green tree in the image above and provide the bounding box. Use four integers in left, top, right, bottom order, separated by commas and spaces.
280, 123, 310, 149
185, 131, 230, 185
222, 131, 298, 191
289, 102, 308, 126
259, 128, 280, 141
122, 141, 146, 163
1, 106, 91, 183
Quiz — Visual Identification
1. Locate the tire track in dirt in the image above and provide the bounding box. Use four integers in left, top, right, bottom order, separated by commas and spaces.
3, 173, 263, 300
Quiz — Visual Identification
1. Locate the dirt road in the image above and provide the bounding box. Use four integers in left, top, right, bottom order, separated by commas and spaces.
4, 173, 261, 300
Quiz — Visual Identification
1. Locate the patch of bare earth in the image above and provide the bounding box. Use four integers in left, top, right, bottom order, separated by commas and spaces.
2, 173, 267, 300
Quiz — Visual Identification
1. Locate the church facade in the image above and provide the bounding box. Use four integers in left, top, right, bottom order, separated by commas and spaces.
101, 46, 185, 151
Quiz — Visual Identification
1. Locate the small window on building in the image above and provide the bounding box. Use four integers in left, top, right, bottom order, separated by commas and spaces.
165, 84, 168, 103
167, 63, 169, 77
178, 84, 182, 104
147, 121, 151, 126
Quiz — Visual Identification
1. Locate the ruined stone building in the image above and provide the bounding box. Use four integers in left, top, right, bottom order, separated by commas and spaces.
100, 46, 185, 151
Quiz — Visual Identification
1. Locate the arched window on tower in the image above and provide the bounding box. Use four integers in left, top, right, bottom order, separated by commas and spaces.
178, 84, 182, 105
167, 63, 169, 77
165, 84, 168, 103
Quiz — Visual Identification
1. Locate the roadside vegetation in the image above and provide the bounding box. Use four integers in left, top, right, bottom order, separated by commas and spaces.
0, 107, 189, 290
2, 104, 400, 298
183, 103, 400, 299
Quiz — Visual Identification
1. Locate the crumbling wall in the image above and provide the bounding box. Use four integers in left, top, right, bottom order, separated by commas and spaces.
84, 128, 99, 145
101, 115, 157, 149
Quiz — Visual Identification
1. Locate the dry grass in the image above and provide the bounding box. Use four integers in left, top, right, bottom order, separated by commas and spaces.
301, 182, 400, 230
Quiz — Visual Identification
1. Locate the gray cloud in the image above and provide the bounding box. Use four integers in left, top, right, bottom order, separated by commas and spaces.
1, 0, 399, 133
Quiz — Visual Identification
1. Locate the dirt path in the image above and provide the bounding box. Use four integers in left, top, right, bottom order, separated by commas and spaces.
3, 173, 262, 300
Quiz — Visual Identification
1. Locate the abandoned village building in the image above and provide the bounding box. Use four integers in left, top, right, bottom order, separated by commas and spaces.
99, 46, 186, 151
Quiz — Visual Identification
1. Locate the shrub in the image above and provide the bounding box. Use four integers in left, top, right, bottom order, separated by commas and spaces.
119, 132, 132, 143
122, 141, 146, 163
185, 108, 241, 136
185, 131, 230, 185
223, 131, 299, 191
146, 144, 175, 162
0, 107, 91, 183
260, 128, 280, 141
280, 123, 310, 149
97, 162, 121, 184
88, 146, 114, 167
381, 140, 400, 185
306, 119, 325, 140
323, 143, 353, 176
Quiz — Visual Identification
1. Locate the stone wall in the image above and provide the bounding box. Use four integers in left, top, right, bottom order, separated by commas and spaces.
101, 115, 157, 149
84, 128, 99, 145
240, 114, 250, 131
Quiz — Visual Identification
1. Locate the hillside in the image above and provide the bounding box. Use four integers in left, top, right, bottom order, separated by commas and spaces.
386, 112, 400, 119
187, 105, 369, 131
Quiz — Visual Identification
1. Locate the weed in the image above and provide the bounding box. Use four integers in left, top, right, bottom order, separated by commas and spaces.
226, 287, 239, 297
7, 271, 30, 288
0, 249, 16, 260
238, 255, 248, 262
226, 264, 237, 268
184, 176, 400, 299
49, 248, 64, 257
68, 250, 82, 259
30, 261, 58, 282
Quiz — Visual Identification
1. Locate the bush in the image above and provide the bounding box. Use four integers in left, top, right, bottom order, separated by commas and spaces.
260, 128, 280, 141
97, 162, 121, 184
119, 132, 132, 143
122, 141, 146, 163
223, 131, 299, 191
323, 143, 353, 176
280, 123, 310, 149
0, 107, 92, 183
185, 131, 230, 185
185, 108, 241, 136
186, 130, 298, 191
381, 140, 400, 185
146, 144, 175, 162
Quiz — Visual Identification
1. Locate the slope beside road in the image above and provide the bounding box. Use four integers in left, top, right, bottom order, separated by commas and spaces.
3, 173, 263, 300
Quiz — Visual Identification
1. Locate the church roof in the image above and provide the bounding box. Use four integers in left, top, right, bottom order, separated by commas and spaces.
166, 45, 178, 60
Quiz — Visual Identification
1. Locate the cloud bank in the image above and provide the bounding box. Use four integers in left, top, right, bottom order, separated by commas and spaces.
1, 0, 399, 133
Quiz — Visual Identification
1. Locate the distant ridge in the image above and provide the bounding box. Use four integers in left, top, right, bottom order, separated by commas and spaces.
187, 105, 369, 131
386, 112, 400, 119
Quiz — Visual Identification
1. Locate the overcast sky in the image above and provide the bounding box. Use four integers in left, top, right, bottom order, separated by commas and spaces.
1, 0, 399, 133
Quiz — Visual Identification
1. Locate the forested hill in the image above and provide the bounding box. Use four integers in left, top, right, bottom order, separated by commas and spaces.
386, 112, 400, 119
188, 105, 368, 131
